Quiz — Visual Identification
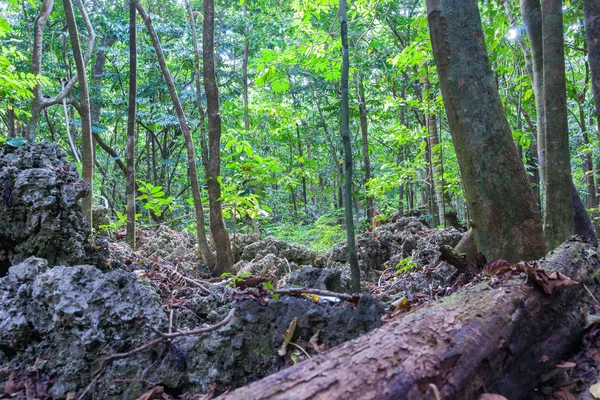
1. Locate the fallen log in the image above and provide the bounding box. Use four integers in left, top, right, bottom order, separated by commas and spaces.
217, 239, 598, 400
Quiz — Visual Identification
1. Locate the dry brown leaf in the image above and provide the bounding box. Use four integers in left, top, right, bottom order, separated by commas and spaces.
308, 331, 328, 354
485, 260, 578, 294
65, 392, 77, 400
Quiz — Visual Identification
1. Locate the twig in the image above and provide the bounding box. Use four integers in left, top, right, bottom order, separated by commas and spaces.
92, 309, 235, 378
272, 288, 358, 301
77, 373, 101, 400
112, 378, 155, 386
584, 283, 600, 307
168, 310, 174, 336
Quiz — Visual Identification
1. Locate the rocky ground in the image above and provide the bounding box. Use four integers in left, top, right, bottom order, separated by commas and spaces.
2, 143, 599, 400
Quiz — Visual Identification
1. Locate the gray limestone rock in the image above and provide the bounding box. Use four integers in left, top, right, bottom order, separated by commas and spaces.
0, 142, 91, 274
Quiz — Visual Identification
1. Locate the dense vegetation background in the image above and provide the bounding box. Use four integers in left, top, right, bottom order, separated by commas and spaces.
0, 0, 597, 253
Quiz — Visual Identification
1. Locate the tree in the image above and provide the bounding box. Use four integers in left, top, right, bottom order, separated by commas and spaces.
134, 0, 216, 270
126, 0, 136, 248
184, 0, 217, 268
542, 0, 573, 249
423, 70, 456, 227
63, 0, 93, 226
340, 0, 360, 292
427, 0, 546, 261
203, 0, 234, 275
355, 73, 375, 228
520, 0, 596, 247
26, 0, 95, 142
585, 0, 600, 127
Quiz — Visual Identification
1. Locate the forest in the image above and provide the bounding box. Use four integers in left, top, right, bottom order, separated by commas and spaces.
1, 0, 600, 398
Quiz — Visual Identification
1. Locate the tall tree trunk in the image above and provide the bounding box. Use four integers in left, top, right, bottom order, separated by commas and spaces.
423, 72, 455, 227
126, 0, 136, 249
307, 141, 316, 206
242, 3, 250, 132
585, 0, 600, 127
427, 0, 546, 261
7, 104, 15, 138
340, 0, 360, 293
63, 0, 93, 226
184, 0, 216, 267
520, 0, 546, 185
581, 106, 597, 208
203, 0, 234, 275
90, 36, 116, 126
542, 0, 574, 249
296, 122, 308, 214
90, 35, 116, 167
135, 1, 216, 270
314, 92, 343, 210
521, 0, 595, 245
355, 73, 374, 227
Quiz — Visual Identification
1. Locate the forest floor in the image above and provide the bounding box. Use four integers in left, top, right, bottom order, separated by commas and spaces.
2, 215, 600, 399
95, 221, 600, 400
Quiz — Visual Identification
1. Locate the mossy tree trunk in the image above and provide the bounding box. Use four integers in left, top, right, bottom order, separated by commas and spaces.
203, 0, 234, 275
340, 0, 360, 293
426, 0, 545, 261
184, 0, 217, 268
63, 0, 93, 227
542, 0, 574, 249
125, 0, 136, 248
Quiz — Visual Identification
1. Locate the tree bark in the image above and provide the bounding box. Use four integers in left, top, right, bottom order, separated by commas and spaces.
520, 0, 546, 185
63, 0, 93, 226
340, 0, 360, 293
125, 0, 136, 249
520, 0, 595, 245
203, 0, 234, 275
135, 1, 216, 269
242, 3, 250, 132
427, 0, 546, 262
542, 0, 574, 250
355, 73, 374, 228
184, 0, 216, 267
218, 240, 595, 400
585, 0, 600, 128
296, 122, 308, 214
423, 72, 455, 227
314, 92, 343, 210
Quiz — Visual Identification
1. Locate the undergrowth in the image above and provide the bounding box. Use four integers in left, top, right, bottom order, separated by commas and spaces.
263, 211, 346, 252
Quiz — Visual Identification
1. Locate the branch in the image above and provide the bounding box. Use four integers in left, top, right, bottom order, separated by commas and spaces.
42, 0, 96, 108
92, 308, 235, 378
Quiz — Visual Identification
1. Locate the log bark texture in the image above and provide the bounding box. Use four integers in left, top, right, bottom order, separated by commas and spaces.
217, 240, 597, 400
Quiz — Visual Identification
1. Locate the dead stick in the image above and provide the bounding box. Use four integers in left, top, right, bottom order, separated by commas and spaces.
93, 309, 235, 377
272, 288, 358, 301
